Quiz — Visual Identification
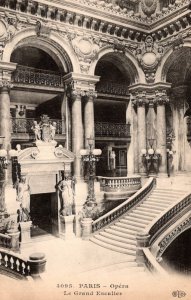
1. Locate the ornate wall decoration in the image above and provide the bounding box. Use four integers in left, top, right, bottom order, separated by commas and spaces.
71, 36, 99, 63
35, 20, 51, 37
141, 0, 157, 17
0, 18, 18, 59
157, 215, 191, 258
135, 36, 164, 83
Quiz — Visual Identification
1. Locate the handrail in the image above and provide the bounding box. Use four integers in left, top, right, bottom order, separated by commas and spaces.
141, 191, 191, 246
142, 248, 168, 276
0, 248, 30, 278
0, 248, 46, 280
92, 177, 156, 233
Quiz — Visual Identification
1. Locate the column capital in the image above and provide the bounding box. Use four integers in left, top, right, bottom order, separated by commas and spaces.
64, 72, 99, 101
154, 90, 169, 106
132, 91, 147, 107
0, 80, 13, 90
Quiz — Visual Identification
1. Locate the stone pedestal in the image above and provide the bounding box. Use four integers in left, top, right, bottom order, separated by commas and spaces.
7, 230, 20, 252
81, 218, 93, 240
19, 221, 32, 247
59, 215, 75, 240
136, 231, 150, 265
28, 252, 46, 281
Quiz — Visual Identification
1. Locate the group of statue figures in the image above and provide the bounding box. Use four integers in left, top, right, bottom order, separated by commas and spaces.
15, 173, 76, 223
31, 115, 57, 142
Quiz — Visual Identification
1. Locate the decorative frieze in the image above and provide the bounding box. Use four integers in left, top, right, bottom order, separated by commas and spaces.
157, 214, 191, 258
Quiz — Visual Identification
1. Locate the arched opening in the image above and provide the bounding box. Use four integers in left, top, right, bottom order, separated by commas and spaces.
161, 228, 191, 275
9, 42, 72, 148
164, 47, 191, 172
94, 53, 135, 176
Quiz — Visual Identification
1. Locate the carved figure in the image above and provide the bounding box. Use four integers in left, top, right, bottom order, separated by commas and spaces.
50, 122, 57, 140
16, 176, 30, 221
31, 121, 41, 140
58, 177, 74, 216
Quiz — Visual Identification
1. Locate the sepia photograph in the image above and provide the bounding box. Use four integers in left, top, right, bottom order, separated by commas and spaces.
0, 0, 191, 299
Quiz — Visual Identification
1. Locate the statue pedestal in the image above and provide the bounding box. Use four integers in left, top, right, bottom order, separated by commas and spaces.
7, 229, 20, 252
19, 221, 32, 248
81, 218, 93, 240
59, 215, 75, 240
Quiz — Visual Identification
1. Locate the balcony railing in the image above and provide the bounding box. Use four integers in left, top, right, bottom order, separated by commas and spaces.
11, 118, 63, 135
96, 81, 129, 97
12, 65, 64, 88
95, 122, 130, 138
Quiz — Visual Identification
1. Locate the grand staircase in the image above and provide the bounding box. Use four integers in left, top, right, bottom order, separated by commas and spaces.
90, 187, 186, 261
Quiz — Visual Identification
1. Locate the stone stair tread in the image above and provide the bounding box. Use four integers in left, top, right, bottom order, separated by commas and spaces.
120, 217, 146, 228
129, 212, 154, 221
110, 225, 137, 236
145, 200, 170, 207
131, 209, 157, 218
113, 223, 139, 234
136, 207, 160, 214
140, 203, 165, 211
93, 234, 137, 251
118, 220, 144, 229
138, 204, 163, 212
154, 189, 185, 193
104, 228, 136, 241
100, 231, 137, 245
90, 237, 136, 256
125, 215, 150, 224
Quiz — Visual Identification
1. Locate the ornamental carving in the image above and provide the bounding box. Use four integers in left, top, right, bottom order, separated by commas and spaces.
135, 36, 164, 83
141, 0, 157, 17
157, 215, 191, 258
35, 20, 51, 37
70, 35, 100, 63
0, 18, 18, 59
154, 90, 169, 105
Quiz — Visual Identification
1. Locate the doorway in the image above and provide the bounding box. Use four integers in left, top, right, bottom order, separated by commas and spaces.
30, 193, 55, 237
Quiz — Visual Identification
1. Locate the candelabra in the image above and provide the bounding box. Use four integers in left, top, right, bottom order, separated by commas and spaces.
141, 140, 161, 177
80, 137, 102, 207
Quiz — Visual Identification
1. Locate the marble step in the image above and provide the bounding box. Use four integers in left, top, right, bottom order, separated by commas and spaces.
100, 231, 137, 246
105, 228, 136, 241
123, 215, 149, 225
112, 223, 139, 234
131, 209, 157, 218
145, 200, 171, 208
128, 212, 154, 221
140, 203, 166, 211
135, 207, 159, 215
90, 237, 136, 256
118, 219, 145, 229
138, 205, 162, 213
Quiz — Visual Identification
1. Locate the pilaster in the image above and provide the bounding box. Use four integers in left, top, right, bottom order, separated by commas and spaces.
0, 62, 17, 151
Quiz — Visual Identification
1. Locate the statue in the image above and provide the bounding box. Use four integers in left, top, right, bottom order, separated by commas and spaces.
31, 121, 41, 140
50, 122, 57, 140
16, 176, 31, 222
58, 176, 75, 216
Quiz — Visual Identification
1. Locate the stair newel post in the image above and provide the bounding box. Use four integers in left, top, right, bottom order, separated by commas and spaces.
136, 231, 150, 265
81, 218, 93, 240
28, 252, 47, 281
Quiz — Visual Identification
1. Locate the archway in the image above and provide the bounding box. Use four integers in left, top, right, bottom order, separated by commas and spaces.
162, 47, 191, 172
161, 228, 191, 275
9, 37, 73, 149
94, 52, 136, 176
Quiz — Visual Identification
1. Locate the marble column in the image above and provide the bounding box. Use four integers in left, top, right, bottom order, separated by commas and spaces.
0, 81, 12, 151
134, 95, 147, 175
71, 90, 83, 179
84, 92, 96, 148
156, 91, 169, 175
171, 86, 187, 172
